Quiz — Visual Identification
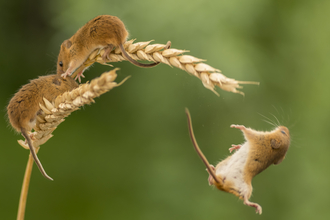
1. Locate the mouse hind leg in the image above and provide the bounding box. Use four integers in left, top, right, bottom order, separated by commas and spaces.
241, 183, 262, 214
244, 197, 262, 214
102, 44, 114, 62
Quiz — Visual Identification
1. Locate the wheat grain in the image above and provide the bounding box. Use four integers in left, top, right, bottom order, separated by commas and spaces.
17, 68, 128, 150
73, 39, 259, 96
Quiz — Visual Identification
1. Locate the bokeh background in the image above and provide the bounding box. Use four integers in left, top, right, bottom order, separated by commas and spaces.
1, 0, 329, 219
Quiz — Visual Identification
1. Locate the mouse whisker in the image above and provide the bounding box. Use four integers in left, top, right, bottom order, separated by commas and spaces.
262, 119, 276, 127
258, 113, 276, 127
187, 109, 290, 215
269, 113, 281, 127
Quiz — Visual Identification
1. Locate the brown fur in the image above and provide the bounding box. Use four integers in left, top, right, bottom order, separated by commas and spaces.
57, 15, 164, 79
243, 126, 290, 183
7, 74, 78, 180
185, 109, 290, 214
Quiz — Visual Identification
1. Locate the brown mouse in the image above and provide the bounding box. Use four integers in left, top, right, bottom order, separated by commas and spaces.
185, 108, 290, 214
7, 74, 78, 180
57, 15, 169, 82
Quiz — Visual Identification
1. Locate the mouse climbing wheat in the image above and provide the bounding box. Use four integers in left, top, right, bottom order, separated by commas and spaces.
57, 15, 171, 82
7, 74, 78, 180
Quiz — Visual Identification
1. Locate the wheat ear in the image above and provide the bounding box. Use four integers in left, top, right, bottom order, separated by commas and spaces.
18, 68, 128, 150
16, 68, 128, 219
73, 39, 259, 96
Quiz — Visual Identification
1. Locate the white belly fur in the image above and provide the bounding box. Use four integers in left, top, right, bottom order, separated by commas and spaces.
216, 142, 250, 195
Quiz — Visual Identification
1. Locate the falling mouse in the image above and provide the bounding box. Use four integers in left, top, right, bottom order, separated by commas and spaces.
185, 108, 290, 214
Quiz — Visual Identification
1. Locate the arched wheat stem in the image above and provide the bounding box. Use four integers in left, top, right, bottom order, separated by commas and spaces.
74, 39, 259, 96
16, 40, 258, 220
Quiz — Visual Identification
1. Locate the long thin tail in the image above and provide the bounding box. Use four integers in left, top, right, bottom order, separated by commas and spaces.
21, 128, 53, 181
119, 41, 171, 68
185, 108, 220, 183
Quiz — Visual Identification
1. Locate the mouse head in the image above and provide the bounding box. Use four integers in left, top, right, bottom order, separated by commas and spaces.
269, 126, 290, 164
57, 39, 73, 75
270, 126, 290, 149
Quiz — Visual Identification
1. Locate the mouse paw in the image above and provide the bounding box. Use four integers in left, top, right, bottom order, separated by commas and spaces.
255, 205, 262, 215
206, 165, 216, 186
75, 72, 85, 83
102, 44, 114, 62
229, 144, 241, 153
29, 132, 36, 141
24, 132, 36, 145
61, 73, 68, 78
244, 199, 262, 215
230, 124, 246, 130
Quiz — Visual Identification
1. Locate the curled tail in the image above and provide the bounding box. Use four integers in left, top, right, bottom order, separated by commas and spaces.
119, 41, 171, 68
21, 128, 53, 181
185, 108, 220, 183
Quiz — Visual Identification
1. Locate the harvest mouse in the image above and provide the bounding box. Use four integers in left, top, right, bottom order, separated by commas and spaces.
7, 74, 78, 180
185, 109, 290, 214
58, 15, 170, 82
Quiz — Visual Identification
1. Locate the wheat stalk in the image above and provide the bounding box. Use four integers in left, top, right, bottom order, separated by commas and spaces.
17, 148, 39, 220
73, 39, 259, 96
16, 69, 128, 220
16, 40, 257, 219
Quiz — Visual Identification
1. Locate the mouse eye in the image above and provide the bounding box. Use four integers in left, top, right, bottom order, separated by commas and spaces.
59, 61, 63, 67
281, 130, 286, 135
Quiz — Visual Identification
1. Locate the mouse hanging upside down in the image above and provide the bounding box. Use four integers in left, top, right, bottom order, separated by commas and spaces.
185, 108, 290, 214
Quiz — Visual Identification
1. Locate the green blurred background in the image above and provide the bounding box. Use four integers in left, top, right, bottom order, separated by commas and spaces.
1, 0, 329, 219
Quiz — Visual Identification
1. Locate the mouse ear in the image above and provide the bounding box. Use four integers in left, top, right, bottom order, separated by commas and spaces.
52, 77, 61, 86
270, 139, 281, 149
63, 40, 72, 48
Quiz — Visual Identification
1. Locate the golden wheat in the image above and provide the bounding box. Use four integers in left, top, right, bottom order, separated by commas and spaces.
73, 39, 259, 96
17, 68, 128, 150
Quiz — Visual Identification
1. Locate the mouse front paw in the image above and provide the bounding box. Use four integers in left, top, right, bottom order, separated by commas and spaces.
61, 73, 68, 78
74, 72, 85, 83
230, 124, 246, 130
229, 144, 241, 153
